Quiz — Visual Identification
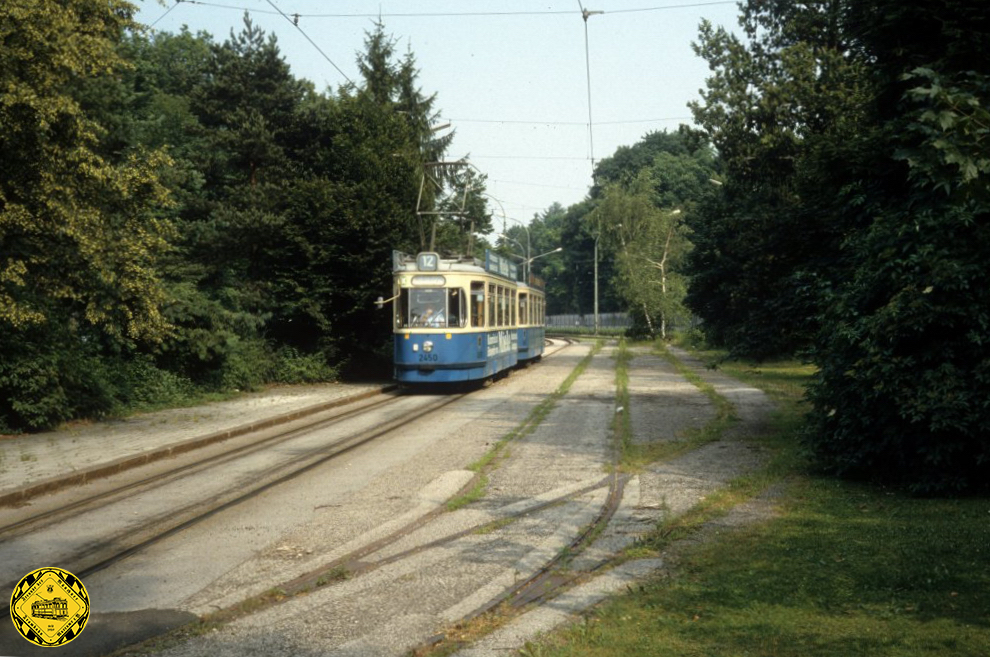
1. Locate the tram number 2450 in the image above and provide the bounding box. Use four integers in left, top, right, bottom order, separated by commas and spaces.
418, 353, 439, 362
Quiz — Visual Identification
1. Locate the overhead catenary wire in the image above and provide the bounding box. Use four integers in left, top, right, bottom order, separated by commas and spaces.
156, 1, 737, 20
262, 0, 353, 85
472, 155, 592, 161
448, 116, 692, 126
490, 178, 588, 191
149, 1, 181, 28
142, 0, 734, 212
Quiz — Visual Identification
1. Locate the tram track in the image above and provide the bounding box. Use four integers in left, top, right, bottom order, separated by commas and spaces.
0, 393, 402, 539
150, 470, 628, 636
162, 338, 629, 653
4, 339, 593, 653
1, 340, 574, 568
0, 390, 470, 598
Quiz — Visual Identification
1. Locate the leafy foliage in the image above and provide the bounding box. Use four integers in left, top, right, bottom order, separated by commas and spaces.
687, 0, 990, 492
803, 0, 990, 493
0, 10, 447, 430
0, 0, 178, 430
585, 131, 716, 338
0, 0, 175, 341
686, 1, 867, 359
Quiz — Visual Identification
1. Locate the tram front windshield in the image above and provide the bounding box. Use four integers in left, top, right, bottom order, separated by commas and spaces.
398, 287, 468, 328
408, 288, 444, 327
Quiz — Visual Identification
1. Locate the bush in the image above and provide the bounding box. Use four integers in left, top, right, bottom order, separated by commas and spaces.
0, 345, 74, 433
117, 355, 195, 409
270, 347, 338, 384
0, 327, 126, 432
805, 205, 990, 495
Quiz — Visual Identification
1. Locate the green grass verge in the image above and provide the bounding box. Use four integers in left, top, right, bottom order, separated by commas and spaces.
522, 349, 990, 657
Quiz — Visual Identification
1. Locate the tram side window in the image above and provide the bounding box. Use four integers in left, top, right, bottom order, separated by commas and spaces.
511, 290, 517, 325
519, 293, 528, 326
488, 284, 496, 328
396, 288, 409, 328
471, 282, 485, 327
495, 286, 501, 327
448, 288, 466, 328
499, 286, 507, 327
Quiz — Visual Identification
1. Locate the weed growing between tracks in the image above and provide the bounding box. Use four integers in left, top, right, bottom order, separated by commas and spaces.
445, 341, 604, 511
518, 348, 990, 657
612, 339, 738, 472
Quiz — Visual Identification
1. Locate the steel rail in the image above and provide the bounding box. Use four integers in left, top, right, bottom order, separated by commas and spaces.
0, 392, 470, 610
0, 393, 402, 540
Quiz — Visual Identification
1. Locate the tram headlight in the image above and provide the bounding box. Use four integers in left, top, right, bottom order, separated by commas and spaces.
423, 341, 434, 352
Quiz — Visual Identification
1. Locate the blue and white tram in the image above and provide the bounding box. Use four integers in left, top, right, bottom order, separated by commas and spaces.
390, 250, 546, 383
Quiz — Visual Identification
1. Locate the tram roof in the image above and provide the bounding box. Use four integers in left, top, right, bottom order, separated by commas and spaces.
392, 249, 543, 290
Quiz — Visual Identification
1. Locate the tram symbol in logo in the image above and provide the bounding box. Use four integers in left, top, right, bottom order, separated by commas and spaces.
9, 567, 91, 648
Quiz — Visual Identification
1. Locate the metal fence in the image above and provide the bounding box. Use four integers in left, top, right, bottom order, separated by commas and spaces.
547, 312, 701, 334
547, 313, 631, 329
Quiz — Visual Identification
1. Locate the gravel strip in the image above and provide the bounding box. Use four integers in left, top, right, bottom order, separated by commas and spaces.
0, 383, 385, 494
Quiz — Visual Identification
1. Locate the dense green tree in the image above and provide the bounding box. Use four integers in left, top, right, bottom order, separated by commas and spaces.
538, 128, 716, 320
543, 199, 602, 316
433, 167, 493, 256
356, 22, 461, 254
0, 7, 467, 428
500, 204, 575, 314
591, 126, 710, 197
686, 0, 866, 358
688, 0, 989, 492
0, 0, 173, 340
280, 89, 421, 374
591, 172, 695, 339
803, 0, 990, 493
0, 0, 175, 429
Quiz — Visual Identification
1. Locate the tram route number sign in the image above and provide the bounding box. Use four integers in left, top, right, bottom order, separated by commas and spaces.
9, 567, 91, 648
416, 252, 439, 271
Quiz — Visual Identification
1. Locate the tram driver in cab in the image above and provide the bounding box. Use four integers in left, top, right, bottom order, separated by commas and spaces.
420, 304, 445, 327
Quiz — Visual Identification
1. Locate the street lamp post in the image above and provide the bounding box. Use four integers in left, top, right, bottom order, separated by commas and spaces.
497, 214, 531, 281
498, 233, 527, 278
593, 230, 601, 335
523, 247, 562, 267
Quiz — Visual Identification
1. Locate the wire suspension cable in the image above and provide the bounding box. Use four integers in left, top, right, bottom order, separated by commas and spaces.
165, 0, 735, 19
449, 116, 692, 126
149, 0, 181, 28
263, 0, 353, 85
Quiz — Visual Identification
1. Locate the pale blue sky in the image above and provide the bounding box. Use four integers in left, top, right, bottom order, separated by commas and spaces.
135, 0, 741, 225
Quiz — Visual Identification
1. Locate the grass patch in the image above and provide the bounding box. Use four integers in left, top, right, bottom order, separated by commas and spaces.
446, 473, 490, 512
315, 565, 350, 586
473, 516, 520, 536
523, 351, 990, 657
